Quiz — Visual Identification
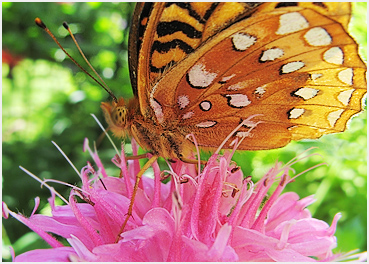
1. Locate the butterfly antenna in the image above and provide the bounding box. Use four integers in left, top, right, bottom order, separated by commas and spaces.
62, 22, 114, 98
34, 18, 118, 103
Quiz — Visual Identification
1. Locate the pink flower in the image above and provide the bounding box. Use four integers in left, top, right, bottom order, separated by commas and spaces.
3, 138, 367, 262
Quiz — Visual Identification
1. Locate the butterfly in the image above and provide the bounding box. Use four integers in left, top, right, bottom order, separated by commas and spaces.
102, 2, 366, 160
99, 2, 366, 233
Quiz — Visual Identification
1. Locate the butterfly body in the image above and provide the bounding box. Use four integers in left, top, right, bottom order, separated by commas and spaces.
102, 2, 366, 160
102, 96, 194, 159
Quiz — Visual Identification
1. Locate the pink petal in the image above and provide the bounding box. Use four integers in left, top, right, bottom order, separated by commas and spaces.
14, 247, 76, 262
208, 223, 238, 261
68, 235, 99, 261
120, 208, 175, 261
266, 192, 314, 232
232, 226, 316, 262
92, 243, 133, 261
29, 214, 96, 250
6, 210, 64, 248
2, 202, 9, 219
265, 246, 316, 262
181, 236, 210, 261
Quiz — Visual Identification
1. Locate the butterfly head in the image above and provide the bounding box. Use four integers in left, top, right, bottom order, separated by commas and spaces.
101, 97, 130, 138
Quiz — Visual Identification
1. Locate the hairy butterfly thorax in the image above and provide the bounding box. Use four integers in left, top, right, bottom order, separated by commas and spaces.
101, 96, 194, 159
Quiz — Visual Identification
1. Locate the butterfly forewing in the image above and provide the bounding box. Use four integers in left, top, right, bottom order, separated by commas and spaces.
257, 2, 352, 29
133, 3, 263, 116
148, 4, 366, 150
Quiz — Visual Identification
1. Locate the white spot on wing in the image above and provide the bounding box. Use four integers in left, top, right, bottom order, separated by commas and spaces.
199, 101, 212, 111
289, 108, 305, 119
196, 121, 217, 128
276, 12, 309, 35
227, 81, 247, 91
255, 85, 266, 95
231, 33, 256, 51
178, 95, 190, 109
338, 68, 353, 85
304, 27, 332, 46
260, 48, 284, 61
281, 61, 305, 73
287, 125, 298, 131
220, 74, 236, 83
323, 47, 344, 65
225, 94, 251, 108
327, 109, 344, 127
182, 111, 194, 119
150, 98, 164, 124
311, 73, 323, 80
338, 89, 355, 106
294, 87, 319, 100
188, 63, 218, 88
236, 131, 251, 138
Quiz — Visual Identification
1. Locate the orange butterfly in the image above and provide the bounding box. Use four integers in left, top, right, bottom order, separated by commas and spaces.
100, 3, 366, 233
102, 2, 366, 158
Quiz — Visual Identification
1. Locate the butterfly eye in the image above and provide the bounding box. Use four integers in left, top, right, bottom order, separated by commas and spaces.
112, 107, 128, 128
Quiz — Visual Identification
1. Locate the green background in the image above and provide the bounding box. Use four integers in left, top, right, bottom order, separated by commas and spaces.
2, 2, 367, 260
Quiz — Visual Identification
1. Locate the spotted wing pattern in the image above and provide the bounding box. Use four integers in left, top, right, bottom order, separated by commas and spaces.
123, 2, 366, 152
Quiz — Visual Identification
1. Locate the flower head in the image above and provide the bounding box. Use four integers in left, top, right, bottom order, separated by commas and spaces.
3, 138, 367, 261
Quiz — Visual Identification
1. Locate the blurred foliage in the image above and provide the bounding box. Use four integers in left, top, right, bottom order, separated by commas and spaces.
2, 2, 367, 261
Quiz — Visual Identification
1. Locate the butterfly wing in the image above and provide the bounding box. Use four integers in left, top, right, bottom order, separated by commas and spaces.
149, 3, 366, 150
128, 2, 145, 97
131, 2, 263, 118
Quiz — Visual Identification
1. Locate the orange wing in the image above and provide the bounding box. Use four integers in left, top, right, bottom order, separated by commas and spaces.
132, 2, 262, 117
150, 4, 366, 150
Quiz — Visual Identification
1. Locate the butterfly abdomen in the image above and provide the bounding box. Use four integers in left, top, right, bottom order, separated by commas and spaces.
131, 119, 193, 159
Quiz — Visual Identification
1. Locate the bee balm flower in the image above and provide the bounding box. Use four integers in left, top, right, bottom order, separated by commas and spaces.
3, 139, 366, 262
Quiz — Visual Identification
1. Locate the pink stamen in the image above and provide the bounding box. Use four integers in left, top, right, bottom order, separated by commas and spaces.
190, 155, 217, 240
202, 157, 227, 244
185, 133, 202, 175
276, 220, 296, 249
215, 114, 263, 154
251, 174, 288, 232
31, 197, 40, 217
69, 193, 103, 247
130, 138, 141, 179
240, 168, 276, 228
152, 158, 161, 209
228, 178, 253, 229
93, 200, 116, 244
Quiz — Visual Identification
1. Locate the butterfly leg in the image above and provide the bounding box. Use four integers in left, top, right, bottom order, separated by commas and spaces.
125, 153, 150, 160
116, 154, 158, 242
180, 156, 207, 165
